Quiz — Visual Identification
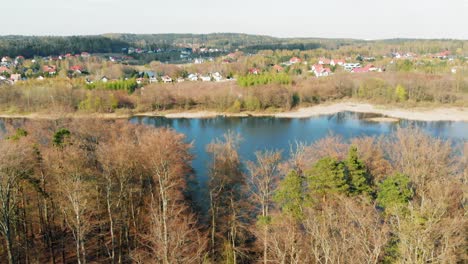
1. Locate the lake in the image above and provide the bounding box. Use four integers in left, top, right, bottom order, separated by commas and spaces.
130, 112, 468, 190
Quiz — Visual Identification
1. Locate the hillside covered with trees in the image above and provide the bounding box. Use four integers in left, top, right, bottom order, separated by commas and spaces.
1, 34, 465, 58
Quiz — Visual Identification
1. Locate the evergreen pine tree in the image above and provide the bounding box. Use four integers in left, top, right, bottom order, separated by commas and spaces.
345, 145, 372, 195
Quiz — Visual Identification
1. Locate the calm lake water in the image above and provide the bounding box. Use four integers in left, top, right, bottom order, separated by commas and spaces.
130, 112, 468, 189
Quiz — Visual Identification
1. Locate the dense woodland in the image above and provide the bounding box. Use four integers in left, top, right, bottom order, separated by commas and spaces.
0, 36, 128, 58
1, 34, 465, 58
0, 120, 466, 263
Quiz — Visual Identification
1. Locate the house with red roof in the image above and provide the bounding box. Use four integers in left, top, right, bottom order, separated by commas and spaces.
43, 65, 57, 75
330, 59, 345, 66
0, 66, 11, 74
10, 74, 21, 82
311, 64, 332, 77
70, 65, 84, 72
318, 57, 331, 65
273, 64, 284, 72
249, 68, 261, 75
436, 50, 451, 59
289, 57, 302, 64
351, 64, 381, 73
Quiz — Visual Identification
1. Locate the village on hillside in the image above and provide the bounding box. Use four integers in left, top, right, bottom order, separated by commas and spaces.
0, 45, 465, 87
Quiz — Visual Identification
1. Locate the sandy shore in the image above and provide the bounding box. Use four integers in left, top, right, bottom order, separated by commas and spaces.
275, 103, 468, 121
1, 103, 467, 122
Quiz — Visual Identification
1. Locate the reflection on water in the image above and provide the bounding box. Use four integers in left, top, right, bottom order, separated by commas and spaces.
129, 112, 467, 190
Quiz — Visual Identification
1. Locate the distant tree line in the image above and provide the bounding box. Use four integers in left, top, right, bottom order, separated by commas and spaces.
0, 36, 129, 58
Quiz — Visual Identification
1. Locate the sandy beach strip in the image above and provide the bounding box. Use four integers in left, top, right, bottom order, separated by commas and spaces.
1, 103, 467, 121
275, 103, 468, 121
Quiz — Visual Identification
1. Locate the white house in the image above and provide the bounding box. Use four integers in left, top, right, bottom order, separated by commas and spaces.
10, 74, 21, 82
187, 73, 198, 81
200, 75, 211, 82
212, 72, 222, 82
311, 64, 332, 77
161, 75, 172, 83
343, 63, 361, 71
194, 58, 205, 64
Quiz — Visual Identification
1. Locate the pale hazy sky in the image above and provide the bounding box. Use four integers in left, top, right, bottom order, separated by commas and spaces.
2, 0, 467, 39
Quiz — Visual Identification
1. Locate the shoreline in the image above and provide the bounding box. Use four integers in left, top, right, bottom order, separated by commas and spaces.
274, 103, 468, 121
1, 103, 467, 122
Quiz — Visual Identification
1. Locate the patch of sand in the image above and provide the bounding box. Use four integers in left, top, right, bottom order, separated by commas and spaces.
275, 103, 468, 121
2, 103, 467, 122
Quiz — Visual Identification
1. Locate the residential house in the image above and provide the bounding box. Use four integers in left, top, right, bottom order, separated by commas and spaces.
200, 75, 211, 82
187, 73, 198, 81
43, 65, 57, 75
0, 66, 11, 74
289, 57, 302, 64
70, 65, 84, 74
343, 63, 361, 71
14, 56, 24, 65
147, 71, 158, 83
273, 64, 284, 72
37, 76, 45, 80
249, 68, 260, 75
101, 76, 109, 82
392, 52, 402, 59
351, 64, 381, 73
10, 74, 21, 82
436, 50, 451, 59
1, 57, 11, 63
318, 57, 331, 65
177, 77, 185, 83
330, 59, 345, 66
161, 75, 172, 83
212, 72, 222, 82
311, 64, 331, 77
194, 58, 205, 64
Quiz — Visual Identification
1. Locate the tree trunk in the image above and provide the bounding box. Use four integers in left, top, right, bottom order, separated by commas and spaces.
4, 227, 15, 264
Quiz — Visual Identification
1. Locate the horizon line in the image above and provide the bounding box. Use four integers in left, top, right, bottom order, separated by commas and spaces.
0, 32, 466, 42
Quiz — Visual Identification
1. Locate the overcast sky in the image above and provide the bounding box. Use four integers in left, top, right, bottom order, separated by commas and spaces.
2, 0, 467, 39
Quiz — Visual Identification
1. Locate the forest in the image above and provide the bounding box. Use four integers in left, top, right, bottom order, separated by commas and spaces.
0, 36, 129, 58
1, 34, 465, 58
0, 119, 466, 263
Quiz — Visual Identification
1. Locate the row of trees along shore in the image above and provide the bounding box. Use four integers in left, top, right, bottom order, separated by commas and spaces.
0, 119, 466, 263
1, 71, 467, 115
